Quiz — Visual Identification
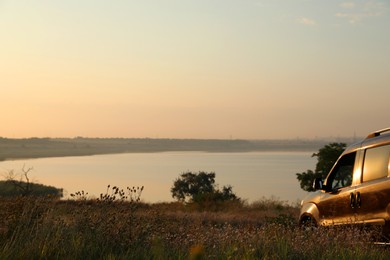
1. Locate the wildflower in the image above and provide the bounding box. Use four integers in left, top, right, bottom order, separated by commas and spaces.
190, 244, 204, 260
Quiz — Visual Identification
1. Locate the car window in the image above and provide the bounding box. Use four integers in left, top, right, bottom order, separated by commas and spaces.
362, 145, 390, 182
326, 152, 356, 191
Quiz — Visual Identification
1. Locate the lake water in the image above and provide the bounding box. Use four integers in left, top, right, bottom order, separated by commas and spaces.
0, 152, 315, 204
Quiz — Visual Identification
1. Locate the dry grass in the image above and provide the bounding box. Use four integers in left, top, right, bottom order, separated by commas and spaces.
0, 195, 388, 259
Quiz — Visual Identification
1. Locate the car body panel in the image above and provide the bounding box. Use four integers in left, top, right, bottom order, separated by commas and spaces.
355, 177, 390, 225
316, 185, 356, 225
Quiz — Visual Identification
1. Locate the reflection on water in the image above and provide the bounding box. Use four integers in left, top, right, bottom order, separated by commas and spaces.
0, 152, 315, 203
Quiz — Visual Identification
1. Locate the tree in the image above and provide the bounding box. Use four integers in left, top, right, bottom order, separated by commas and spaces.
171, 171, 239, 203
1, 166, 63, 197
5, 165, 33, 196
296, 142, 347, 192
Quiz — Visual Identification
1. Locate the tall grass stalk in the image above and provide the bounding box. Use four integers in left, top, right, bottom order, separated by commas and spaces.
0, 196, 388, 259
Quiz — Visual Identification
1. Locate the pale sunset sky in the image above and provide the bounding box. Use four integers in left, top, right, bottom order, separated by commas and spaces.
0, 0, 389, 139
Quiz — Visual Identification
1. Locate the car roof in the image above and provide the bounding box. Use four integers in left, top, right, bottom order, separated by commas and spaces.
343, 127, 390, 155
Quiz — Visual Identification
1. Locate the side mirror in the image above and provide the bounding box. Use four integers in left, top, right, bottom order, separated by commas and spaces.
313, 178, 324, 191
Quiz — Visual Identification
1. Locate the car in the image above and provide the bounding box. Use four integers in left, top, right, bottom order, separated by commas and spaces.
299, 127, 390, 238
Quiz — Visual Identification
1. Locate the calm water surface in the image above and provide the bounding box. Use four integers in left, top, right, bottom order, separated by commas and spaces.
0, 152, 315, 203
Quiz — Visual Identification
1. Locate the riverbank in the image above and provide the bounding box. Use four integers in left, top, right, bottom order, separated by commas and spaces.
0, 137, 352, 161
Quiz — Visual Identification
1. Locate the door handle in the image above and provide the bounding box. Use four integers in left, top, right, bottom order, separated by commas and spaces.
350, 192, 356, 208
356, 192, 361, 208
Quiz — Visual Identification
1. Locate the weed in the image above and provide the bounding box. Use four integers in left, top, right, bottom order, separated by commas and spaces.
0, 194, 388, 259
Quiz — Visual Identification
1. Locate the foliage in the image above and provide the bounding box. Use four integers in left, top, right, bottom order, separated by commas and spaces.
0, 196, 387, 259
0, 181, 63, 198
313, 142, 347, 176
296, 142, 346, 192
0, 166, 63, 198
171, 171, 239, 204
70, 185, 144, 203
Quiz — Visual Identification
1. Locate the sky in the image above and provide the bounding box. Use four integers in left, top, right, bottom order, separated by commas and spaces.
0, 0, 389, 140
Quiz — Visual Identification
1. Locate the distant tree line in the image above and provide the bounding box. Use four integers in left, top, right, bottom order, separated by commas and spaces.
0, 137, 346, 161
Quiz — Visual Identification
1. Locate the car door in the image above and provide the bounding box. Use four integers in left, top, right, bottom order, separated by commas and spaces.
355, 144, 390, 225
316, 152, 357, 225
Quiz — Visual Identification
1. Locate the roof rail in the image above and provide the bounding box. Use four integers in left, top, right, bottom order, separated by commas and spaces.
366, 127, 390, 139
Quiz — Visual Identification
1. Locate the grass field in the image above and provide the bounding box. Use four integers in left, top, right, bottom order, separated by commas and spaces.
0, 193, 388, 259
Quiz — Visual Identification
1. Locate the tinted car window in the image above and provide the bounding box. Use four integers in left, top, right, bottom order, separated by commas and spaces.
326, 152, 356, 191
362, 145, 390, 182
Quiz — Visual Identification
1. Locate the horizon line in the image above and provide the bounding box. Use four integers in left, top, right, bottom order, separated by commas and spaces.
0, 135, 362, 141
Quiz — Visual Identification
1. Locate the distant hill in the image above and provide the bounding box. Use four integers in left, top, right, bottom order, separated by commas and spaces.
0, 137, 358, 161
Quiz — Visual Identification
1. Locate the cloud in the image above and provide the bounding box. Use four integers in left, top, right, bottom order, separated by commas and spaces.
340, 2, 356, 9
336, 0, 388, 24
298, 17, 316, 26
335, 12, 364, 24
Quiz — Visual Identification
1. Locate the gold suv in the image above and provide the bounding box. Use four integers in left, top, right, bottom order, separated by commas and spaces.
299, 128, 390, 236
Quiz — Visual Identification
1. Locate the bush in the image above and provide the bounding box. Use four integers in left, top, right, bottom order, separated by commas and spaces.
171, 171, 240, 205
0, 181, 63, 198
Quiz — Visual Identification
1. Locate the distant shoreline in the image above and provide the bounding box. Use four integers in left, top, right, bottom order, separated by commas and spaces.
0, 137, 355, 162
